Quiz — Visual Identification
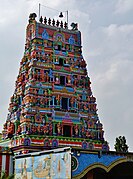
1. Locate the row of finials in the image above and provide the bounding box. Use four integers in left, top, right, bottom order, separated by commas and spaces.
39, 16, 68, 29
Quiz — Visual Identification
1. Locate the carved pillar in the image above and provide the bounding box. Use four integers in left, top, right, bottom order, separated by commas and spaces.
14, 120, 19, 134
62, 124, 63, 136
71, 125, 73, 137
52, 96, 54, 106
53, 123, 56, 135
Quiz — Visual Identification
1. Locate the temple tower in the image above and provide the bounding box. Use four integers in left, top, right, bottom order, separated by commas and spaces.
2, 13, 108, 154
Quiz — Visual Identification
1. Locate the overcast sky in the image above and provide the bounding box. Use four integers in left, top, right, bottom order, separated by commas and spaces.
0, 0, 133, 151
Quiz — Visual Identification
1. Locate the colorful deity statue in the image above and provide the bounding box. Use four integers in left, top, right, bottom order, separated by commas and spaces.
7, 122, 14, 138
74, 124, 79, 136
49, 123, 53, 136
57, 123, 62, 135
43, 125, 48, 135
16, 125, 21, 135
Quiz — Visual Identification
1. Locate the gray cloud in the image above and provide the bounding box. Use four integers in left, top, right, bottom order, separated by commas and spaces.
0, 0, 133, 151
115, 0, 133, 14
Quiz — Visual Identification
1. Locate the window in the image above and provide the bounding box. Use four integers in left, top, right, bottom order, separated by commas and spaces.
60, 76, 65, 85
55, 124, 58, 134
61, 98, 68, 110
50, 99, 53, 105
58, 45, 61, 50
69, 98, 71, 107
54, 97, 57, 105
73, 126, 75, 136
63, 125, 71, 137
66, 77, 68, 84
59, 58, 64, 66
47, 114, 52, 117
50, 77, 54, 82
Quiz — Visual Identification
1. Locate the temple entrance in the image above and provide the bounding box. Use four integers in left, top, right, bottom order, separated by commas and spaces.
81, 169, 107, 179
108, 161, 133, 179
63, 125, 71, 137
93, 168, 108, 179
81, 162, 133, 179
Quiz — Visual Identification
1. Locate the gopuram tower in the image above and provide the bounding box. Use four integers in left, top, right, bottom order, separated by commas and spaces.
2, 13, 109, 154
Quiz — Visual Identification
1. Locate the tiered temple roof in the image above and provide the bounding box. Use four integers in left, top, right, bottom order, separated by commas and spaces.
2, 13, 109, 154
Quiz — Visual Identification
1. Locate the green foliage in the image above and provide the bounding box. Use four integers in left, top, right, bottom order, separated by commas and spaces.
114, 136, 129, 152
0, 133, 2, 141
0, 171, 14, 179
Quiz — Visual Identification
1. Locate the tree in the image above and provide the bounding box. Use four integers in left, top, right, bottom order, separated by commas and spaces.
114, 136, 128, 152
0, 171, 14, 179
